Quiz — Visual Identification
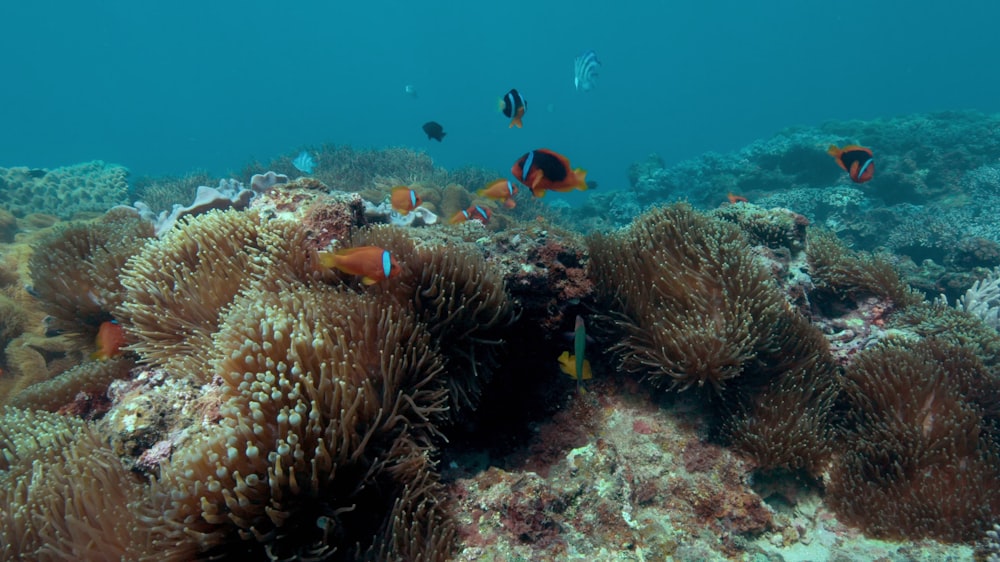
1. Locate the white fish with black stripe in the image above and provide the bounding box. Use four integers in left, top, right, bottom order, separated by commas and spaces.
574, 50, 601, 92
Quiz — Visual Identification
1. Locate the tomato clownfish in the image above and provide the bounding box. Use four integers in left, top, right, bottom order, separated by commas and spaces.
828, 144, 874, 183
499, 89, 527, 128
449, 205, 492, 225
511, 148, 588, 197
390, 186, 422, 215
318, 246, 400, 285
92, 320, 126, 361
477, 179, 517, 209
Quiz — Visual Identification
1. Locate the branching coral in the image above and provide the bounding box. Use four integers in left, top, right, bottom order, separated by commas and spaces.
826, 338, 1000, 542
143, 285, 453, 559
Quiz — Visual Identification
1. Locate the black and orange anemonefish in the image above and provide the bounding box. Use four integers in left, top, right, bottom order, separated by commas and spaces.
827, 144, 874, 183
511, 148, 588, 197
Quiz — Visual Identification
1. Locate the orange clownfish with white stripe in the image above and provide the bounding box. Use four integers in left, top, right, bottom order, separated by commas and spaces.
390, 186, 422, 215
92, 320, 126, 361
318, 246, 401, 285
477, 179, 518, 209
827, 144, 874, 183
511, 148, 588, 197
449, 204, 492, 225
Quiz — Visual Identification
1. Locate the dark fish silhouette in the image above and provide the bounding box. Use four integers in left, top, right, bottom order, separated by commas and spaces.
422, 121, 446, 142
500, 88, 527, 128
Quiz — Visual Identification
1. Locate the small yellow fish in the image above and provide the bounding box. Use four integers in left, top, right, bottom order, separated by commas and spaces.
558, 351, 592, 380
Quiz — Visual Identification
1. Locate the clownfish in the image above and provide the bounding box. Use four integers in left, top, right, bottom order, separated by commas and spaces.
727, 192, 748, 204
318, 246, 401, 285
449, 209, 472, 224
477, 179, 518, 209
511, 148, 588, 197
390, 186, 422, 215
499, 88, 527, 128
828, 144, 874, 183
92, 320, 126, 361
449, 205, 492, 225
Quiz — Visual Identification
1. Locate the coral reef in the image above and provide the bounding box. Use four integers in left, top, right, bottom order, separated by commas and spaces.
128, 179, 256, 237
0, 161, 130, 218
8, 109, 1000, 560
130, 171, 214, 214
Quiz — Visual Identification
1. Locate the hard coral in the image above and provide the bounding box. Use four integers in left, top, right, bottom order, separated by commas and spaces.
0, 161, 130, 219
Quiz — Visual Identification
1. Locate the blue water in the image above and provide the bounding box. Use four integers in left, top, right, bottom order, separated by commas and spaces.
3, 1, 999, 192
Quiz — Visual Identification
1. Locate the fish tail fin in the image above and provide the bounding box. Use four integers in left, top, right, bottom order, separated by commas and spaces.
826, 144, 842, 157
510, 116, 523, 128
318, 251, 339, 269
575, 168, 589, 190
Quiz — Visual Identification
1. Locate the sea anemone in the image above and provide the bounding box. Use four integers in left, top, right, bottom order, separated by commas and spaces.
143, 284, 454, 559
353, 225, 517, 418
118, 209, 262, 377
826, 337, 1000, 542
807, 229, 923, 309
588, 203, 791, 393
28, 210, 154, 345
0, 407, 151, 560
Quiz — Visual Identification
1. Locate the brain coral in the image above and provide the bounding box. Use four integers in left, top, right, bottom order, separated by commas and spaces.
0, 161, 130, 218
